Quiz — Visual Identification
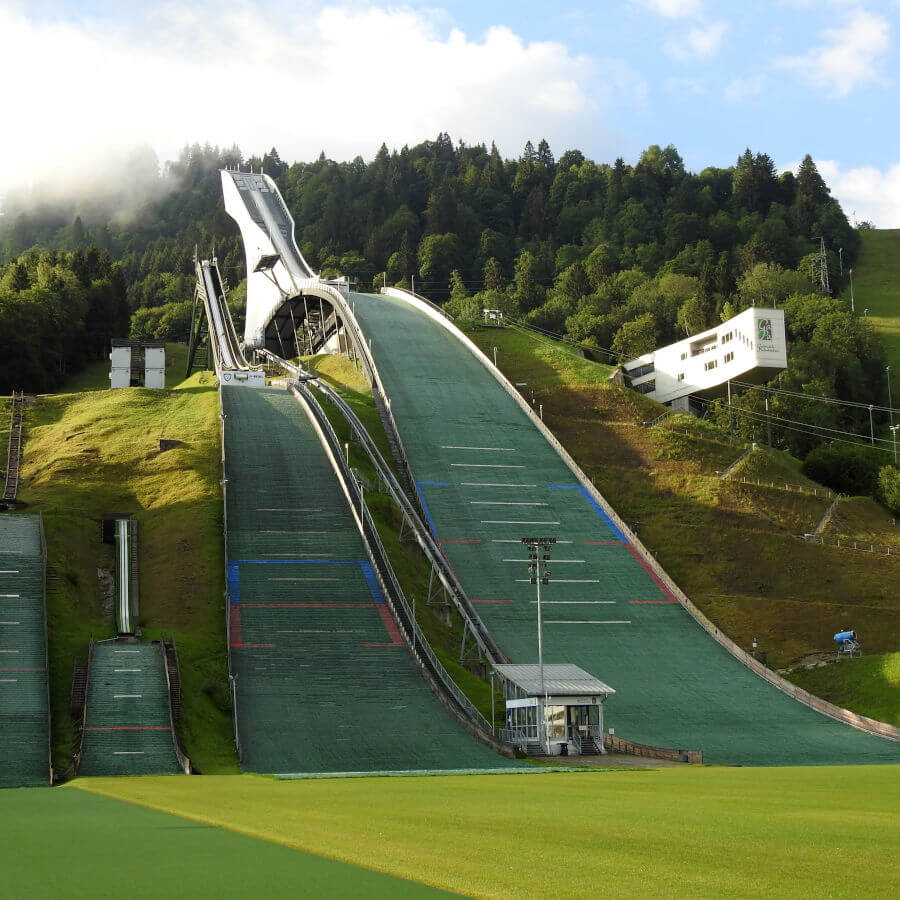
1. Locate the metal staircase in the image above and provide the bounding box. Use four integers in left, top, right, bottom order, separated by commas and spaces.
2, 391, 25, 506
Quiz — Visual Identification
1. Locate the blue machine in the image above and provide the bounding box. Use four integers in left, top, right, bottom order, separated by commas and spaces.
834, 630, 860, 654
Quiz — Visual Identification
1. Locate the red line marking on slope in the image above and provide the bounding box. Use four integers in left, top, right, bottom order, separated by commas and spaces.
625, 545, 679, 603
0, 667, 46, 671
229, 643, 276, 648
584, 541, 628, 546
84, 726, 172, 731
374, 605, 405, 646
229, 605, 242, 646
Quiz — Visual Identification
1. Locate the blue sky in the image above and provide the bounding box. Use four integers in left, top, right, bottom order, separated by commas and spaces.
3, 1, 899, 223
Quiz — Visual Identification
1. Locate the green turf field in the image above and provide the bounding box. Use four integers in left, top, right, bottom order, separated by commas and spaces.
0, 786, 440, 898
74, 766, 900, 899
842, 229, 900, 407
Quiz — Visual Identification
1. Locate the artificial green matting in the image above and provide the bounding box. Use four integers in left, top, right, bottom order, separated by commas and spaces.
348, 291, 899, 766
0, 515, 49, 787
79, 641, 182, 776
0, 787, 444, 898
222, 385, 519, 773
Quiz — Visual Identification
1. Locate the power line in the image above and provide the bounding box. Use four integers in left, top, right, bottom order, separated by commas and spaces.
730, 380, 897, 415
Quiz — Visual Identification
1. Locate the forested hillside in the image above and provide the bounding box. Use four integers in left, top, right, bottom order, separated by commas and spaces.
0, 138, 892, 483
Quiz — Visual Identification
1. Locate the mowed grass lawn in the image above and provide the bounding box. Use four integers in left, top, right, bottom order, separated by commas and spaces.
76, 766, 900, 899
0, 787, 438, 899
843, 229, 900, 404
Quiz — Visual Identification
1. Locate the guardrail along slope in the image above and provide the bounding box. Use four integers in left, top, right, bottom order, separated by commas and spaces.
346, 290, 898, 766
0, 515, 50, 786
222, 385, 516, 773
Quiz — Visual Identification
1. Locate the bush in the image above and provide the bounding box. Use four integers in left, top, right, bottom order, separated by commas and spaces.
802, 442, 882, 496
877, 465, 900, 515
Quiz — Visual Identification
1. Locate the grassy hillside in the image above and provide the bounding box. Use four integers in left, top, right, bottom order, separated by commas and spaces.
787, 652, 899, 727
841, 229, 900, 408
462, 324, 900, 680
77, 766, 900, 899
14, 373, 235, 774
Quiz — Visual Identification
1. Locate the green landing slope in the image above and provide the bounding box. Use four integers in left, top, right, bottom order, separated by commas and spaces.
0, 515, 49, 787
79, 641, 182, 776
222, 385, 516, 773
0, 786, 441, 898
348, 291, 898, 766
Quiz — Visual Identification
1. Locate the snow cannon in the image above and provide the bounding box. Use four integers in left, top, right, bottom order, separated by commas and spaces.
834, 630, 860, 654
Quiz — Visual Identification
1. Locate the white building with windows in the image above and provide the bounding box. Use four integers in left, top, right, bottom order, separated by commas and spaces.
623, 306, 787, 411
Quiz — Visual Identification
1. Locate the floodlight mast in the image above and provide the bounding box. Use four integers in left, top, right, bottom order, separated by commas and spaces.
522, 536, 556, 719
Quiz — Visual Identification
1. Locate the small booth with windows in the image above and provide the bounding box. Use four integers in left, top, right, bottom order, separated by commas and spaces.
494, 663, 615, 756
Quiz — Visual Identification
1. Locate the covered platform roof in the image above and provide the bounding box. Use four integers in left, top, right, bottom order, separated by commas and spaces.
494, 664, 615, 697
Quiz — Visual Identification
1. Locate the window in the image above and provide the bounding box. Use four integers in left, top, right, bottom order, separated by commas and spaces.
704, 360, 717, 371
680, 352, 687, 361
628, 362, 655, 379
724, 352, 734, 364
635, 379, 656, 394
677, 373, 685, 382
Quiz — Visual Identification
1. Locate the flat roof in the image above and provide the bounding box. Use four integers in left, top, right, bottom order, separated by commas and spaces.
494, 663, 615, 697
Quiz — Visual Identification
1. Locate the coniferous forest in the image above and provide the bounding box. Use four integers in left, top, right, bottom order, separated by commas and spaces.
0, 137, 892, 499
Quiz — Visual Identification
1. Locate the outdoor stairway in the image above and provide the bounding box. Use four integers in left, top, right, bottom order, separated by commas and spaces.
0, 515, 50, 787
78, 641, 183, 776
69, 664, 87, 719
163, 639, 182, 723
2, 391, 25, 506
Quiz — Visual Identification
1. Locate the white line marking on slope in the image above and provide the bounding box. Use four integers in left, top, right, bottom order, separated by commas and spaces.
530, 601, 616, 605
451, 464, 525, 468
483, 520, 560, 525
503, 559, 584, 564
461, 482, 537, 488
515, 579, 599, 583
441, 446, 516, 451
546, 620, 631, 625
470, 501, 547, 506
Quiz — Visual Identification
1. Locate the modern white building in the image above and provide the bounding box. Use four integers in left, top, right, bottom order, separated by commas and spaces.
623, 306, 787, 411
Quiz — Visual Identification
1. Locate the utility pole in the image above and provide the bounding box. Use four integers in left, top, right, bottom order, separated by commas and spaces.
868, 405, 875, 446
849, 268, 855, 313
765, 392, 773, 451
838, 247, 843, 277
891, 425, 899, 465
887, 366, 894, 430
523, 536, 555, 743
727, 380, 734, 439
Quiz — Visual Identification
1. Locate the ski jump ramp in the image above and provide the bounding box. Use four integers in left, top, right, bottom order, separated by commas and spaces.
222, 170, 899, 766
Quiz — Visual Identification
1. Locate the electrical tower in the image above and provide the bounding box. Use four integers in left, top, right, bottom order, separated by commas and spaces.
813, 236, 830, 294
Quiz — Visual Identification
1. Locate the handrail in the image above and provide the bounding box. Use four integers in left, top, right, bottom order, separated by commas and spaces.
506, 317, 619, 363
293, 384, 508, 750
158, 638, 191, 774
259, 349, 503, 664
38, 512, 52, 784
381, 287, 900, 744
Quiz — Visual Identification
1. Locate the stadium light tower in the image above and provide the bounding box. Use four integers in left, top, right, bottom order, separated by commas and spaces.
522, 537, 556, 701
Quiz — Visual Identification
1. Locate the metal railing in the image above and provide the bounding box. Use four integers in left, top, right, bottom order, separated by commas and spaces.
157, 638, 191, 774
293, 385, 502, 745
257, 349, 503, 664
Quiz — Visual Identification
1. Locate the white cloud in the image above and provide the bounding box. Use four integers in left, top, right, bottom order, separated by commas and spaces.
813, 160, 900, 228
629, 0, 703, 18
665, 19, 728, 60
0, 3, 644, 195
776, 8, 891, 96
725, 74, 768, 102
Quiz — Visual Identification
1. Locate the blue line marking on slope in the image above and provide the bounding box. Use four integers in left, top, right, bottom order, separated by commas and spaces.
547, 484, 627, 542
418, 481, 451, 486
227, 563, 240, 605
359, 561, 385, 604
415, 482, 441, 539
